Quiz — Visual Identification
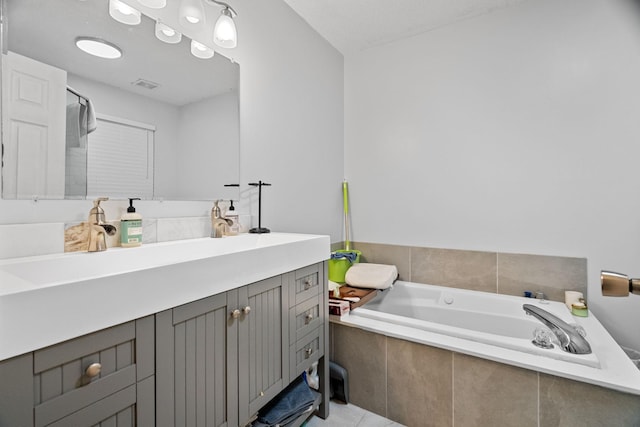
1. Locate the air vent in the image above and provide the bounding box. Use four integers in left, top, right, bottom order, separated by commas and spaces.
131, 79, 160, 90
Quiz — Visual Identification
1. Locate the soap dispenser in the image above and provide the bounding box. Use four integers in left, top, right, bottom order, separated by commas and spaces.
121, 198, 142, 247
224, 200, 240, 236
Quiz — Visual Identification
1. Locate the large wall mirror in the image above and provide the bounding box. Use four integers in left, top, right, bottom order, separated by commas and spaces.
1, 0, 240, 201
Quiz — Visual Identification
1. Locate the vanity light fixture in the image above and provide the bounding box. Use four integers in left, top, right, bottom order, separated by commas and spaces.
190, 40, 214, 59
208, 0, 237, 49
155, 21, 182, 43
137, 0, 166, 8
76, 37, 123, 59
109, 0, 141, 25
179, 0, 206, 26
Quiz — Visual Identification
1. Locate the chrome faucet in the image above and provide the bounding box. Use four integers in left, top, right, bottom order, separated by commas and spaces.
211, 200, 232, 238
87, 197, 117, 252
523, 304, 591, 354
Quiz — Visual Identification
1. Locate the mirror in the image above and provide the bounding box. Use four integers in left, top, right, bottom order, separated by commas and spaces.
1, 0, 240, 201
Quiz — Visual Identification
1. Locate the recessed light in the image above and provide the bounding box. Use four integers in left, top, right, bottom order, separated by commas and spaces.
75, 37, 123, 59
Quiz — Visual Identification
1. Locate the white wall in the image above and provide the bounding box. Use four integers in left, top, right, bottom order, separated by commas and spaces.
67, 74, 181, 198
0, 1, 344, 240
345, 0, 640, 349
177, 91, 239, 201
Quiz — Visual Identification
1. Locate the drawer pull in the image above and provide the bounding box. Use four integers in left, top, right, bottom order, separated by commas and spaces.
85, 363, 102, 378
305, 348, 313, 358
231, 309, 241, 319
259, 391, 265, 397
304, 279, 312, 290
242, 306, 251, 315
305, 314, 314, 324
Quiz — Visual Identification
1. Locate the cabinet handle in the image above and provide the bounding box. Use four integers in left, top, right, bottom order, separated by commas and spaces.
259, 391, 265, 397
304, 279, 312, 290
242, 306, 251, 315
305, 348, 313, 358
230, 309, 241, 319
85, 362, 102, 378
305, 314, 314, 324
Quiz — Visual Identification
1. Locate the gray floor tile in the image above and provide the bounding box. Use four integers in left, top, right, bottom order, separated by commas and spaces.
305, 401, 405, 427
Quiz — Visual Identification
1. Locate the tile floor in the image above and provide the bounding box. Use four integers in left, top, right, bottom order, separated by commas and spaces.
305, 401, 405, 427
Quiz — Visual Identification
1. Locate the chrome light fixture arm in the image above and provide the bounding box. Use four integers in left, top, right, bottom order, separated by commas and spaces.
205, 0, 237, 16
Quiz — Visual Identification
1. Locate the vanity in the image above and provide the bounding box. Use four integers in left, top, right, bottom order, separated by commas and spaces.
0, 233, 330, 427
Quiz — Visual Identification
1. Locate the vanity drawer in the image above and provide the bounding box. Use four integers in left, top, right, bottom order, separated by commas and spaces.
289, 294, 324, 344
290, 327, 324, 379
32, 317, 154, 426
291, 263, 322, 304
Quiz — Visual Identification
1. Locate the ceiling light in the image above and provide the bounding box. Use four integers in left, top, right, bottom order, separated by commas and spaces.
190, 40, 214, 59
179, 0, 205, 26
138, 0, 166, 8
109, 0, 141, 25
76, 37, 122, 59
155, 22, 182, 43
213, 7, 237, 48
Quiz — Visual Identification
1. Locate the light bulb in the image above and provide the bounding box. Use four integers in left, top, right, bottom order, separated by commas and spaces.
190, 40, 214, 59
155, 21, 182, 44
109, 0, 141, 25
213, 9, 237, 48
138, 0, 166, 8
179, 0, 205, 27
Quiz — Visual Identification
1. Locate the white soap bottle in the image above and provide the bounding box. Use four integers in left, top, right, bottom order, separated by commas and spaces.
224, 200, 240, 236
121, 198, 142, 247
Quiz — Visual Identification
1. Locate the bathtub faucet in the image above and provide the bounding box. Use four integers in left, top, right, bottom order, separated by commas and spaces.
522, 304, 591, 354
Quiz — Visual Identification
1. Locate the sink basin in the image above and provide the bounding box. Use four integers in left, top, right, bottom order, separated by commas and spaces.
0, 232, 330, 361
0, 233, 323, 288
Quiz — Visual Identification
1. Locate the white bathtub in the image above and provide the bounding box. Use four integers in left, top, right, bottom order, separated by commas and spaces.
337, 281, 640, 395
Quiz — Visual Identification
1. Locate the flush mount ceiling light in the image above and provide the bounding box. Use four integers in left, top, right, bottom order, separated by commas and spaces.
179, 0, 206, 26
137, 0, 166, 8
190, 40, 214, 59
109, 0, 141, 25
76, 37, 123, 59
155, 21, 182, 43
209, 0, 237, 49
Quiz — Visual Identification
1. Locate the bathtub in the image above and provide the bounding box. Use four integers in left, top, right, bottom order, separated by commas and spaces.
337, 281, 640, 395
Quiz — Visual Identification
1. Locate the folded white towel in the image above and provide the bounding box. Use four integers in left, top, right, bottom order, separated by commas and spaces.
345, 263, 398, 290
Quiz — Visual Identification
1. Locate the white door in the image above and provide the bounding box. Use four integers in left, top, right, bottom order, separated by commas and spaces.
1, 51, 66, 199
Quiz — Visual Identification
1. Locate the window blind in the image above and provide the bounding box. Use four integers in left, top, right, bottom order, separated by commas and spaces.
87, 117, 154, 199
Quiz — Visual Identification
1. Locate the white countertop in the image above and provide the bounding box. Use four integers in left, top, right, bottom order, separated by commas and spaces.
0, 233, 330, 361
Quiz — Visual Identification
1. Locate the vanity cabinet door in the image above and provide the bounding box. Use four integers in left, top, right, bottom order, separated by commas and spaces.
237, 275, 290, 425
156, 291, 239, 427
0, 353, 33, 427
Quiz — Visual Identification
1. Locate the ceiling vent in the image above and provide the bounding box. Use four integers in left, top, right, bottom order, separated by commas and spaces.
131, 78, 160, 90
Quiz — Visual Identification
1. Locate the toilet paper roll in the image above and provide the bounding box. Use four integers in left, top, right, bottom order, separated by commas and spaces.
565, 291, 584, 310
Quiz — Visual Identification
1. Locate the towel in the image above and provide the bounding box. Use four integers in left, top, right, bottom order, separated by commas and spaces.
330, 251, 359, 263
345, 263, 398, 290
256, 377, 316, 426
66, 102, 88, 148
86, 99, 97, 133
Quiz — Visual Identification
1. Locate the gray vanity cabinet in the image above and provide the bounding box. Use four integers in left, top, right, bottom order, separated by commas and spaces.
0, 316, 155, 427
155, 289, 239, 427
156, 274, 290, 427
237, 275, 290, 424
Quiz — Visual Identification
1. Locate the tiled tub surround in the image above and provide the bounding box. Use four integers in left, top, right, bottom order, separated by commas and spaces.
341, 242, 588, 302
331, 324, 640, 427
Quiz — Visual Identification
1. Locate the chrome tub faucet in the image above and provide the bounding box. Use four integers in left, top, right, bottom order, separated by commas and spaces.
523, 304, 592, 354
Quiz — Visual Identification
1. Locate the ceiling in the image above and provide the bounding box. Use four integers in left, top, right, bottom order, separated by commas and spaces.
283, 0, 528, 56
7, 0, 239, 106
